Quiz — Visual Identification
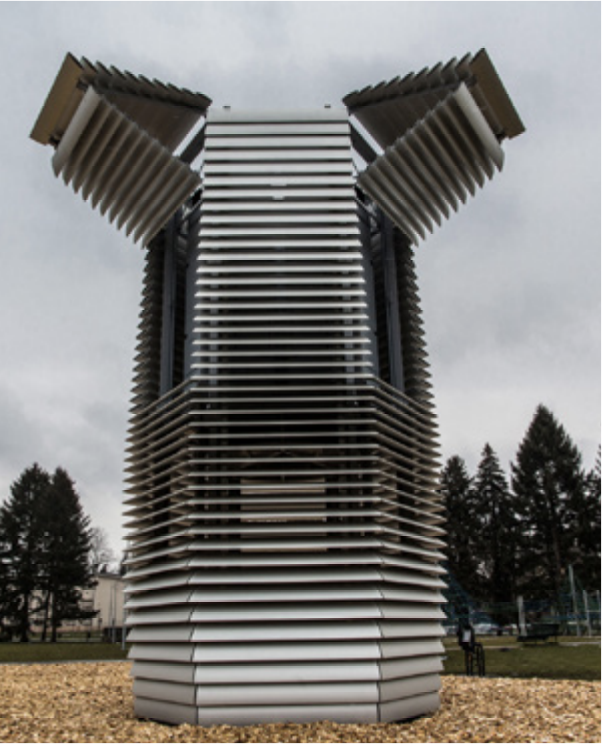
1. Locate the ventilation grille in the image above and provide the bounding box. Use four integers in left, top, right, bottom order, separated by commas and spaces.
344, 48, 524, 148
123, 111, 446, 726
124, 380, 445, 725
30, 53, 210, 246
31, 52, 210, 148
49, 88, 201, 245
356, 84, 505, 245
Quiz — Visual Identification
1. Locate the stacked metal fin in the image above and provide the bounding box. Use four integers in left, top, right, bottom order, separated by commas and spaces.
344, 49, 524, 147
391, 232, 433, 406
123, 109, 446, 725
345, 50, 524, 245
30, 53, 210, 245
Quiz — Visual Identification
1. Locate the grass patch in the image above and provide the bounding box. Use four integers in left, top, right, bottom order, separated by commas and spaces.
443, 634, 599, 649
443, 639, 601, 680
2, 637, 599, 682
0, 642, 129, 664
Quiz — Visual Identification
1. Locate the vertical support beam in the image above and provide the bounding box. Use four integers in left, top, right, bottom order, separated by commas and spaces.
568, 565, 580, 637
380, 214, 405, 393
517, 596, 527, 637
357, 204, 379, 376
183, 202, 201, 381
159, 215, 179, 395
583, 590, 592, 637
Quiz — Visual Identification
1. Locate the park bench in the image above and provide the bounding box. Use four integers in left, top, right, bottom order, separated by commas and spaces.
517, 623, 560, 644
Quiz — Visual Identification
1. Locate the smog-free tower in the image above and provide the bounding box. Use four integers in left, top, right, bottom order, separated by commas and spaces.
31, 50, 523, 725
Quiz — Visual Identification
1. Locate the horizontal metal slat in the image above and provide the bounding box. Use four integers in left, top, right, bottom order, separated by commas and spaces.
192, 702, 378, 726
206, 135, 351, 149
204, 162, 353, 175
207, 123, 349, 136
203, 174, 355, 187
134, 679, 195, 705
192, 660, 381, 685
195, 681, 379, 706
192, 640, 381, 663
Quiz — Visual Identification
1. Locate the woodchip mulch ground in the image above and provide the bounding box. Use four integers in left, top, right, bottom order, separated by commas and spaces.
0, 662, 600, 743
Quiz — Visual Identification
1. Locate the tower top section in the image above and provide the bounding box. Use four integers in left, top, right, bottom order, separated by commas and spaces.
30, 50, 523, 248
344, 49, 524, 245
30, 53, 210, 246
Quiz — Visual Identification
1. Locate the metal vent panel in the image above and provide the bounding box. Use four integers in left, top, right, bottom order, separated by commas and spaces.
344, 48, 524, 147
357, 85, 504, 245
31, 52, 210, 148
123, 112, 444, 725
50, 88, 201, 245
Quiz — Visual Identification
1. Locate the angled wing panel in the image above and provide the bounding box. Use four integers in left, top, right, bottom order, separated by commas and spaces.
49, 88, 202, 246
356, 84, 505, 244
31, 53, 211, 246
344, 49, 523, 149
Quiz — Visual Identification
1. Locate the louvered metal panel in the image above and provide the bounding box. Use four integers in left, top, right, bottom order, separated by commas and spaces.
50, 88, 201, 246
120, 109, 446, 725
31, 52, 210, 148
132, 654, 443, 687
31, 50, 524, 728
344, 48, 524, 148
356, 84, 505, 245
31, 53, 209, 245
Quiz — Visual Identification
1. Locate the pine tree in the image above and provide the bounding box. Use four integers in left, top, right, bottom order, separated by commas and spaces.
40, 468, 95, 642
441, 456, 481, 599
0, 530, 12, 640
0, 464, 50, 641
472, 444, 518, 618
0, 464, 97, 641
511, 405, 585, 598
568, 446, 601, 591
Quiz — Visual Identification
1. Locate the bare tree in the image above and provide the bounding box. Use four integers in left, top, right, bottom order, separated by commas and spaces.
88, 527, 116, 573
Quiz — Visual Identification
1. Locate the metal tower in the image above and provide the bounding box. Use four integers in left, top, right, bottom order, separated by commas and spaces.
31, 50, 523, 725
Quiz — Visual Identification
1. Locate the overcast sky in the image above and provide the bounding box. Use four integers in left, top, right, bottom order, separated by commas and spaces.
0, 2, 600, 555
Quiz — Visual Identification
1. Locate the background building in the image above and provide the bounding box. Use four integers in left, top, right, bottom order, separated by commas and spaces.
88, 571, 125, 639
27, 571, 125, 638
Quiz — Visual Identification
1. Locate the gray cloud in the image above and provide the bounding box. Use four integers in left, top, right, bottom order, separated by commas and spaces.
0, 2, 599, 552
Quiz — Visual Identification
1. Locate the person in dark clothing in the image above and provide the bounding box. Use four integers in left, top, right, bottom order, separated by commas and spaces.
457, 617, 476, 652
456, 615, 484, 675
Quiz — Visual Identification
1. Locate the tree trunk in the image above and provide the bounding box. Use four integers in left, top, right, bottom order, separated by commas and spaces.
18, 594, 29, 642
40, 591, 51, 642
50, 593, 58, 643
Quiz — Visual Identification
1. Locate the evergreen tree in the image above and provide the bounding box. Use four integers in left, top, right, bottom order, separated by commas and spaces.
40, 468, 95, 642
511, 405, 585, 598
0, 531, 12, 639
472, 443, 518, 617
0, 464, 50, 641
0, 464, 96, 641
568, 446, 601, 590
441, 456, 481, 598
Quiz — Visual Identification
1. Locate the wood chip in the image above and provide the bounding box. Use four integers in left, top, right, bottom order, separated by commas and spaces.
0, 663, 600, 743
